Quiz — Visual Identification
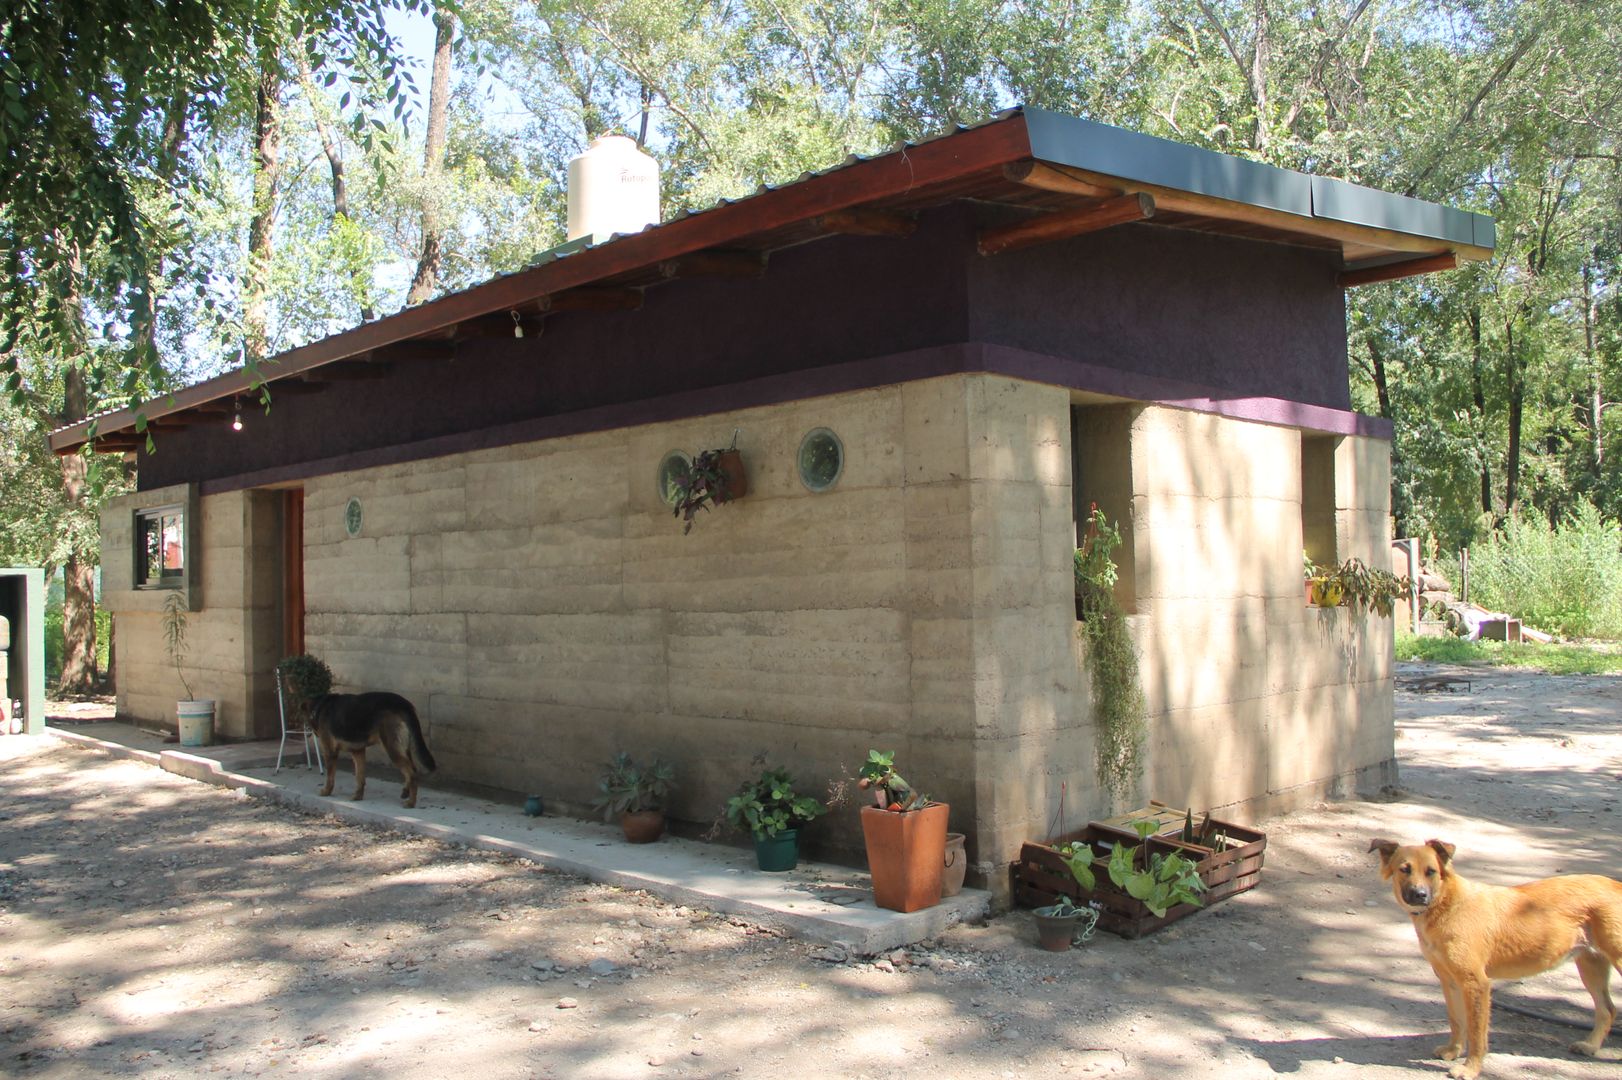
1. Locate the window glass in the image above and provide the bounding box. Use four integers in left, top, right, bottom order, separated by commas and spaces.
136, 507, 184, 587
657, 451, 692, 506
798, 428, 843, 492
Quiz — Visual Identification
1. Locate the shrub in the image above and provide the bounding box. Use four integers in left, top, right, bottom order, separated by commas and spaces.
1457, 501, 1622, 639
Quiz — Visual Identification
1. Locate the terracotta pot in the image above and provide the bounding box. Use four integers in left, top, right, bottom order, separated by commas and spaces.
1033, 909, 1079, 951
941, 832, 968, 897
713, 449, 749, 503
860, 802, 949, 913
620, 809, 666, 843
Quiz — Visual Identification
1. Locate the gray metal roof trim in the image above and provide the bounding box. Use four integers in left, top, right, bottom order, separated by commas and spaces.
1021, 107, 1313, 217
1309, 175, 1491, 250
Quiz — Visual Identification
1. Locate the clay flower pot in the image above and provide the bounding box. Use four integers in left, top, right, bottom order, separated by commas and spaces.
941, 832, 968, 897
1033, 907, 1080, 951
860, 802, 949, 912
621, 809, 666, 843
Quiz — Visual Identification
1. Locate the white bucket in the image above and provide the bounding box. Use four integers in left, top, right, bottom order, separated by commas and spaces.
177, 699, 216, 747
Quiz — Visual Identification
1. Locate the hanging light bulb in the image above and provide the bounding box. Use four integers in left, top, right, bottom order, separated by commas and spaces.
231, 402, 243, 432
511, 310, 525, 339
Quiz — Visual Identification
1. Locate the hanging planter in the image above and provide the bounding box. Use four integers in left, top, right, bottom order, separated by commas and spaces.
672, 438, 748, 534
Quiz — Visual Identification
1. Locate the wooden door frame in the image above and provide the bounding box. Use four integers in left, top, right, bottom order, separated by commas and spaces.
282, 488, 305, 656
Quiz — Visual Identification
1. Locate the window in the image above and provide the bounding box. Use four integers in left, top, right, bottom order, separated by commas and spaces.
136, 506, 186, 588
657, 451, 692, 506
797, 428, 844, 491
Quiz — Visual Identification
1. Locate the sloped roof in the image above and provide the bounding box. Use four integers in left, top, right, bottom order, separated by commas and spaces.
50, 106, 1492, 454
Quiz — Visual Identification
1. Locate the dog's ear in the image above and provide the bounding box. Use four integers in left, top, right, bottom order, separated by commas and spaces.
1368, 838, 1399, 878
1426, 839, 1456, 868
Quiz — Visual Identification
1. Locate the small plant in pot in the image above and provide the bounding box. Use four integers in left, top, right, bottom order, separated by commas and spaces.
856, 749, 950, 912
1032, 842, 1102, 951
592, 752, 675, 843
162, 592, 215, 746
724, 766, 827, 872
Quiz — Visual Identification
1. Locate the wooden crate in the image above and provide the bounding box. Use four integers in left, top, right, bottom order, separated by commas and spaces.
1009, 815, 1267, 939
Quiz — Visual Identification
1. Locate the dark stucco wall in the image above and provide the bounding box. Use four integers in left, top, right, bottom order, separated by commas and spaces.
138, 204, 1350, 491
966, 215, 1350, 410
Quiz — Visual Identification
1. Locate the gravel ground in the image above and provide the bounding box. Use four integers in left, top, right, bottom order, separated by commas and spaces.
1, 661, 1619, 1079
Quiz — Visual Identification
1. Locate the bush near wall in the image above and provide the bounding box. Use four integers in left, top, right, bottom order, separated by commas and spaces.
1442, 501, 1622, 640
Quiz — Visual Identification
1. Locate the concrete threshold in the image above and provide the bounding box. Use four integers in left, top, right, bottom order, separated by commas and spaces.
45, 724, 990, 955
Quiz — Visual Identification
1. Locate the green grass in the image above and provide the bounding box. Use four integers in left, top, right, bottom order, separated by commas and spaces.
1396, 633, 1622, 675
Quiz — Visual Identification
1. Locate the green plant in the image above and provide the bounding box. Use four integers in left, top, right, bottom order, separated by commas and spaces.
724, 766, 827, 840
1032, 895, 1102, 942
1452, 501, 1622, 639
671, 445, 741, 534
1074, 506, 1145, 804
161, 591, 194, 701
1054, 840, 1098, 891
1307, 557, 1408, 616
591, 752, 675, 820
1105, 842, 1206, 918
279, 654, 334, 704
856, 749, 931, 810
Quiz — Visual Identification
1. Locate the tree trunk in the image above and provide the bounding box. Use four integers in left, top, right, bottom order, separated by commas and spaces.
1468, 308, 1492, 515
57, 364, 97, 693
1367, 337, 1410, 536
245, 58, 284, 363
1584, 261, 1602, 469
404, 11, 455, 307
1504, 320, 1524, 515
294, 48, 375, 322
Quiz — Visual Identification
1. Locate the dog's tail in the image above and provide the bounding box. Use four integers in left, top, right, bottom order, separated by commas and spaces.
402, 700, 438, 774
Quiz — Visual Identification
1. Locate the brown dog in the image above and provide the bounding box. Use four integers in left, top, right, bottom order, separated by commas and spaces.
309, 692, 437, 808
1369, 838, 1622, 1078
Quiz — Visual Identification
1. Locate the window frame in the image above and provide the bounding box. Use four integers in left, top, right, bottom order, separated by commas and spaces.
134, 503, 187, 590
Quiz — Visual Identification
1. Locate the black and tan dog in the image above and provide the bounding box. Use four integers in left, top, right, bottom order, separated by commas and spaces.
1370, 838, 1622, 1078
309, 692, 437, 808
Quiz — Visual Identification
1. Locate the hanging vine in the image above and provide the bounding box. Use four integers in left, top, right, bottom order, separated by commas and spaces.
1075, 506, 1146, 803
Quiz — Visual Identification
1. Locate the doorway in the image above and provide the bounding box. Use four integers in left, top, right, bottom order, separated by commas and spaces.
282, 488, 305, 657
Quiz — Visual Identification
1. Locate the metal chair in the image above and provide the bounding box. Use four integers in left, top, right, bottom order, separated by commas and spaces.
275, 663, 324, 772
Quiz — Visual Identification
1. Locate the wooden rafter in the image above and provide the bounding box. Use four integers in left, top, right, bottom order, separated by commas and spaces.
539, 287, 642, 313
1002, 160, 1120, 200
978, 193, 1156, 256
1340, 252, 1458, 288
812, 209, 917, 237
301, 360, 392, 381
658, 250, 767, 279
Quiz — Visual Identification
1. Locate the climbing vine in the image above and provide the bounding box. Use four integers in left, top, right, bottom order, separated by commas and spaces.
1075, 506, 1146, 803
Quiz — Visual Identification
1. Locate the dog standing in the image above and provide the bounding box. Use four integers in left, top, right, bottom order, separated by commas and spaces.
1369, 838, 1622, 1078
309, 692, 437, 808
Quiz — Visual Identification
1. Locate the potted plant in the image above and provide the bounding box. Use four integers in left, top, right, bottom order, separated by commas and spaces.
592, 752, 675, 843
1032, 895, 1102, 951
856, 749, 950, 912
162, 592, 215, 746
724, 766, 827, 872
671, 440, 748, 534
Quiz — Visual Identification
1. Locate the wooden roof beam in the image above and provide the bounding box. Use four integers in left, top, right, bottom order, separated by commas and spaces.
978, 193, 1156, 256
539, 287, 642, 313
300, 360, 392, 382
1340, 252, 1457, 288
1002, 160, 1121, 199
812, 209, 917, 237
658, 250, 767, 279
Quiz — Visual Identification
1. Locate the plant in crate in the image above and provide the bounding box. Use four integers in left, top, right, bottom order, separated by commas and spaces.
855, 749, 950, 912
724, 766, 827, 872
1105, 841, 1207, 919
593, 752, 676, 843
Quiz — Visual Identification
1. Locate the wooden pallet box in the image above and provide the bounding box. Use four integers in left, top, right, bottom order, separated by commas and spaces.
1010, 817, 1267, 939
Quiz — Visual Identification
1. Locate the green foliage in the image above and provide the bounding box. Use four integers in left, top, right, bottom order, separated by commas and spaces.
1075, 508, 1145, 804
1306, 557, 1410, 618
670, 447, 741, 535
1105, 842, 1206, 919
856, 748, 930, 810
1396, 633, 1622, 675
1449, 501, 1622, 639
591, 752, 675, 820
723, 766, 827, 840
278, 653, 334, 703
1031, 894, 1102, 942
160, 592, 194, 701
1054, 840, 1097, 892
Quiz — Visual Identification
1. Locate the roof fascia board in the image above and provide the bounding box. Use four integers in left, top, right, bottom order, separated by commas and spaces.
1022, 107, 1313, 217
1310, 175, 1486, 249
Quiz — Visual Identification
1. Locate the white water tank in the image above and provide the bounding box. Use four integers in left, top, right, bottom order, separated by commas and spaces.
566, 134, 661, 242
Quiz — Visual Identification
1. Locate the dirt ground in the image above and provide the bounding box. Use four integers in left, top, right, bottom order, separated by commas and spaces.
2, 661, 1620, 1080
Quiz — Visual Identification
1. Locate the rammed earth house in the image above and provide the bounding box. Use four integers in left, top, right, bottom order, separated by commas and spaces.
52, 108, 1493, 894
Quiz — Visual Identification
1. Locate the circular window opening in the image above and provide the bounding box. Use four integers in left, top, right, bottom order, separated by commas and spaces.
798, 428, 844, 492
657, 450, 692, 507
343, 497, 363, 538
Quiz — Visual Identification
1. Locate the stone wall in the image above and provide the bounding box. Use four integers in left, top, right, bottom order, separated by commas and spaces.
102, 374, 1396, 893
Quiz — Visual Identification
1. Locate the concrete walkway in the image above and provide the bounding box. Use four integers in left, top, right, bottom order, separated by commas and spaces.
43, 720, 989, 955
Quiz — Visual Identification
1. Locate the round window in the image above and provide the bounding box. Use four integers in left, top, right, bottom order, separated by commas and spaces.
343, 497, 363, 538
798, 428, 844, 492
656, 451, 692, 506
